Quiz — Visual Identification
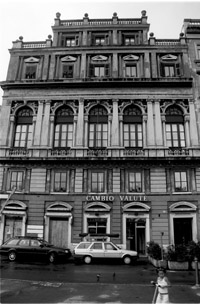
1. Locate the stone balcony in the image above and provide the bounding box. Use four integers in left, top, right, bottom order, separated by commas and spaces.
1, 147, 200, 160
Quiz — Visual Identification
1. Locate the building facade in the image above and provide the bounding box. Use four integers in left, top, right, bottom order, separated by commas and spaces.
0, 11, 200, 255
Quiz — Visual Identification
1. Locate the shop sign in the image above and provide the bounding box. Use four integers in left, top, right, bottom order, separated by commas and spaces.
119, 195, 147, 201
86, 195, 147, 202
86, 195, 114, 201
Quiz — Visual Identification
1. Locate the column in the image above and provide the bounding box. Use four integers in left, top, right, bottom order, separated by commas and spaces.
154, 101, 163, 146
144, 52, 150, 78
33, 100, 44, 146
41, 100, 50, 146
0, 99, 11, 146
8, 116, 15, 147
189, 101, 199, 146
49, 115, 54, 148
111, 100, 119, 147
143, 115, 148, 148
162, 116, 167, 146
184, 115, 190, 147
147, 100, 155, 146
112, 53, 118, 78
119, 115, 123, 146
76, 98, 84, 147
80, 53, 86, 78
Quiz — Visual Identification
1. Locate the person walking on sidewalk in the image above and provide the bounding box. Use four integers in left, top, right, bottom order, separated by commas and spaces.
151, 267, 171, 304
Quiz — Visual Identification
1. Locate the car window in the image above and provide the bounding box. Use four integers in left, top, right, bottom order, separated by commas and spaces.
91, 243, 103, 250
5, 239, 19, 245
30, 240, 40, 247
18, 239, 30, 246
77, 242, 91, 249
104, 243, 117, 250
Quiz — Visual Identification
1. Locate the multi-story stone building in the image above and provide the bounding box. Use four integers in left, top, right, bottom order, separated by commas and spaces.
0, 11, 200, 255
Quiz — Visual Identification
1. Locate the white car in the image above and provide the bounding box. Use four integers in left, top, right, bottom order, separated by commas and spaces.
73, 241, 138, 264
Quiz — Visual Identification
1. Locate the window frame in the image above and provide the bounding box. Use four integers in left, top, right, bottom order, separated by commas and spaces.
54, 107, 74, 149
8, 170, 25, 191
53, 171, 69, 192
62, 64, 74, 78
128, 171, 142, 193
174, 171, 188, 192
13, 107, 33, 148
91, 171, 105, 193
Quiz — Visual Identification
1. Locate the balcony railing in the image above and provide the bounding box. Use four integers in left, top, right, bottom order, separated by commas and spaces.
1, 147, 200, 159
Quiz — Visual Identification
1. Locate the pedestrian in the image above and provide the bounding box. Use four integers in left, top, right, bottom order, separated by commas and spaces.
151, 267, 171, 304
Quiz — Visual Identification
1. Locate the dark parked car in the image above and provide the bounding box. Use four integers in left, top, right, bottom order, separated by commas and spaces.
0, 236, 71, 263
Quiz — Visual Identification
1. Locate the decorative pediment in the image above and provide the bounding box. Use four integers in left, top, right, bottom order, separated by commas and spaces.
85, 202, 111, 212
91, 55, 108, 61
47, 202, 73, 212
24, 57, 39, 63
169, 201, 197, 212
123, 54, 139, 61
122, 202, 150, 212
61, 55, 77, 62
161, 54, 178, 61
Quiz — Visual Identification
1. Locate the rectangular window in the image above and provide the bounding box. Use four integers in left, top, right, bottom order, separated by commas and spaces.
54, 172, 68, 192
174, 171, 188, 192
128, 172, 142, 192
62, 64, 73, 78
14, 125, 33, 148
125, 65, 137, 77
87, 218, 107, 235
95, 37, 105, 45
160, 63, 181, 77
25, 65, 37, 79
123, 124, 143, 147
89, 124, 108, 148
91, 172, 105, 192
89, 64, 109, 78
125, 37, 135, 45
10, 171, 24, 191
54, 124, 73, 148
66, 38, 75, 47
166, 124, 185, 147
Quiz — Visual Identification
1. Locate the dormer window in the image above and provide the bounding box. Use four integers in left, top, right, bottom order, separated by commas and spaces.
159, 54, 182, 77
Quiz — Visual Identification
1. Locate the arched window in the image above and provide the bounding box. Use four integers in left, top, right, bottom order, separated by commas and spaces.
54, 106, 74, 148
165, 106, 185, 148
13, 107, 33, 148
88, 106, 108, 148
123, 105, 143, 147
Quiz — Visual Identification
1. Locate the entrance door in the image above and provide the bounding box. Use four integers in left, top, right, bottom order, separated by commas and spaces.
174, 218, 192, 245
126, 218, 146, 254
4, 216, 22, 242
49, 217, 69, 247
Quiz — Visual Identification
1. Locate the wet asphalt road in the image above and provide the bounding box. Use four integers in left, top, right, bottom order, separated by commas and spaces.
1, 256, 200, 303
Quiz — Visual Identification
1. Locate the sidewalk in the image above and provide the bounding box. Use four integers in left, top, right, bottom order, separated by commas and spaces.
1, 278, 200, 303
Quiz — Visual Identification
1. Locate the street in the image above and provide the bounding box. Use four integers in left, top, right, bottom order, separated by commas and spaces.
1, 257, 200, 303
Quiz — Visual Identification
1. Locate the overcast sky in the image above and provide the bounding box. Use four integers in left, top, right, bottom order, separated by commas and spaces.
0, 0, 200, 104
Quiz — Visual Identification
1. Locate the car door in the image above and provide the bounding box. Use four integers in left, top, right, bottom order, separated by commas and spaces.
30, 239, 49, 259
104, 242, 121, 259
89, 242, 104, 258
17, 238, 31, 257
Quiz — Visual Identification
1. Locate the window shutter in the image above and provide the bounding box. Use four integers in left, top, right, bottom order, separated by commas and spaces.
75, 35, 79, 46
89, 64, 94, 77
105, 64, 109, 77
160, 63, 165, 77
175, 63, 181, 76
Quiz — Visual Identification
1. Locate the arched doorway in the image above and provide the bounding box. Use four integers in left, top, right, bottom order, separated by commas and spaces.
169, 201, 197, 245
44, 202, 73, 248
0, 200, 27, 244
122, 202, 150, 255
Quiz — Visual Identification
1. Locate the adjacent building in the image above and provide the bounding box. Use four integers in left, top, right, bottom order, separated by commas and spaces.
0, 11, 200, 255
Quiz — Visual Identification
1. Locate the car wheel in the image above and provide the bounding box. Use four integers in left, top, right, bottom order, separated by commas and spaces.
84, 256, 92, 264
8, 251, 17, 261
49, 252, 56, 263
123, 255, 132, 265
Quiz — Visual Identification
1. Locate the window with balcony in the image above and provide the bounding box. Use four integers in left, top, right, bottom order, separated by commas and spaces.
61, 34, 79, 47
125, 65, 137, 77
165, 106, 185, 148
54, 171, 68, 192
88, 106, 108, 148
13, 107, 33, 148
128, 172, 142, 192
174, 171, 188, 192
159, 54, 182, 77
91, 33, 109, 46
122, 32, 141, 45
62, 64, 73, 78
123, 105, 143, 148
91, 171, 105, 193
54, 106, 74, 148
